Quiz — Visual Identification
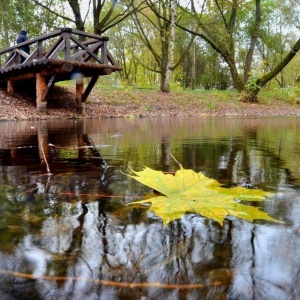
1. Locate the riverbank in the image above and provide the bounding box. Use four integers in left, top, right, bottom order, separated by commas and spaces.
1, 86, 300, 120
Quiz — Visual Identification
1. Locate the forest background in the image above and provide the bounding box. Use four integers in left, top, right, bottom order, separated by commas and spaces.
0, 0, 300, 104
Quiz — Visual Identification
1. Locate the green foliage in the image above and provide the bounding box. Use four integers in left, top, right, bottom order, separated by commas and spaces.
240, 77, 261, 102
128, 166, 278, 227
245, 76, 261, 94
0, 0, 66, 49
0, 0, 299, 94
280, 87, 300, 104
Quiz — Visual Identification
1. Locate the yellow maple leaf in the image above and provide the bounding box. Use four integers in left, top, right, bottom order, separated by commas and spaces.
128, 166, 278, 227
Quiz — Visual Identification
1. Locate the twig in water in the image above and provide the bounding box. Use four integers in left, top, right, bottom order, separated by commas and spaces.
41, 138, 51, 175
170, 153, 182, 168
89, 137, 108, 170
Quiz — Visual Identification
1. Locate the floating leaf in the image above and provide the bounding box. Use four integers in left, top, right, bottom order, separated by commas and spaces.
128, 166, 278, 227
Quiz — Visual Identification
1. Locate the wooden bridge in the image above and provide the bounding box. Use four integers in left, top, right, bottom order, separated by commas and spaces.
0, 28, 121, 114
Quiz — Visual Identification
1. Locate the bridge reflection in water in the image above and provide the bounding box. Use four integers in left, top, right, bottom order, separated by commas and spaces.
0, 120, 111, 203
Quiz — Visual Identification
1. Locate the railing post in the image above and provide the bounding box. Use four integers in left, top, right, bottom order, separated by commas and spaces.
61, 28, 72, 60
101, 41, 108, 65
37, 41, 43, 59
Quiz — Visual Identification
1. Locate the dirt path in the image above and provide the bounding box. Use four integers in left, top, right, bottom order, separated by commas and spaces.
1, 87, 300, 120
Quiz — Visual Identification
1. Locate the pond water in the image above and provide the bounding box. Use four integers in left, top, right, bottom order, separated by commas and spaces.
0, 116, 299, 300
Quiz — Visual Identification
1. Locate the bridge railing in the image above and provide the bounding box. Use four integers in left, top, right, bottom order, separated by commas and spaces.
0, 28, 118, 71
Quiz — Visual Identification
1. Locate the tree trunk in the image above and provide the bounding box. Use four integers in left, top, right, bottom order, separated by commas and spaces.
244, 0, 261, 83
191, 42, 196, 89
162, 0, 177, 93
160, 44, 169, 92
68, 0, 85, 35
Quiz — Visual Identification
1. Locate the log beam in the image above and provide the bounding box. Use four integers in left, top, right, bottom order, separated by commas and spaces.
0, 59, 120, 83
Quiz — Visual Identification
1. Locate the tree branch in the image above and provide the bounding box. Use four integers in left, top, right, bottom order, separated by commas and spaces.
30, 0, 74, 23
214, 0, 228, 29
257, 38, 300, 88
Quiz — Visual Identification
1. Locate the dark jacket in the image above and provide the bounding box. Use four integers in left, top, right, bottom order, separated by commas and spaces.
17, 30, 30, 54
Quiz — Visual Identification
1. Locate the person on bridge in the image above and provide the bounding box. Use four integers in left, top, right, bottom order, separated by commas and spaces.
16, 30, 30, 63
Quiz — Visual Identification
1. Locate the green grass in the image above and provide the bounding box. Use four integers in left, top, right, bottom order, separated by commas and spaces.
56, 80, 300, 106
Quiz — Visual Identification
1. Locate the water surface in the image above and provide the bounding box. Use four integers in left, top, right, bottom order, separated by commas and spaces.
0, 116, 299, 300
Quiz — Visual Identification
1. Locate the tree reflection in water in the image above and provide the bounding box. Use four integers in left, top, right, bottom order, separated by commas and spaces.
1, 207, 299, 299
0, 117, 300, 299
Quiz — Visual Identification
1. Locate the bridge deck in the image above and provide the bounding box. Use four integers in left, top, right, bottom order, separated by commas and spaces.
0, 28, 121, 114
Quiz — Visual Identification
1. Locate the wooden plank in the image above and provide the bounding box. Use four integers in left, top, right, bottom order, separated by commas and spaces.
2, 53, 16, 69
71, 29, 109, 41
0, 28, 108, 58
0, 29, 62, 56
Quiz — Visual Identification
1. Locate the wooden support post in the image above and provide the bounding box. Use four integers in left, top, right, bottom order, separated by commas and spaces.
36, 73, 47, 114
82, 75, 99, 101
7, 78, 14, 93
43, 75, 57, 100
76, 78, 85, 115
